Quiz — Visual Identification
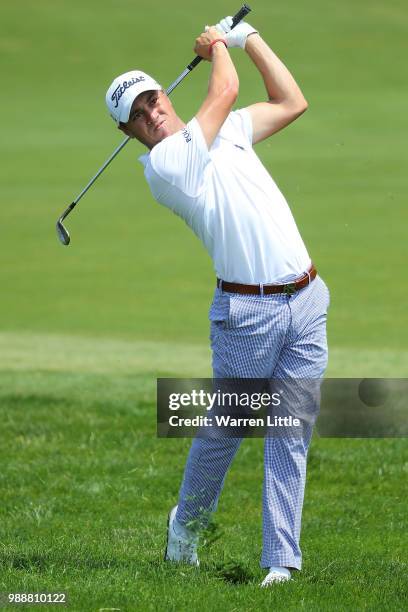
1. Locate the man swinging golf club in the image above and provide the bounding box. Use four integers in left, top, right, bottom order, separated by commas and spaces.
106, 16, 330, 587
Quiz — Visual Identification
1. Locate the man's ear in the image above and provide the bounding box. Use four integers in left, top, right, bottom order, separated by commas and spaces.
118, 122, 132, 137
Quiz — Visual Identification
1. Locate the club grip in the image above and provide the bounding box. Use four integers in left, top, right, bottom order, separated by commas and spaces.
231, 4, 252, 28
187, 4, 252, 71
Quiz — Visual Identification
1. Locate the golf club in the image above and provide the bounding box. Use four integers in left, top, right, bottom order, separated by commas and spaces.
56, 4, 252, 245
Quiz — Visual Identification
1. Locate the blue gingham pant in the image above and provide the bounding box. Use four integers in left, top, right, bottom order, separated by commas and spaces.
176, 275, 330, 569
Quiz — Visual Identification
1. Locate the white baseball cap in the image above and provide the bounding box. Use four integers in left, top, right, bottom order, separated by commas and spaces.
105, 70, 162, 125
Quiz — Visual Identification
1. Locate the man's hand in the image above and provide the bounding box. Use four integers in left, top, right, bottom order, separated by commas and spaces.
215, 16, 258, 49
194, 26, 227, 61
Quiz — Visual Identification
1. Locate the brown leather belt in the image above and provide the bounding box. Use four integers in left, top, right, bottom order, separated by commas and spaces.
217, 264, 317, 295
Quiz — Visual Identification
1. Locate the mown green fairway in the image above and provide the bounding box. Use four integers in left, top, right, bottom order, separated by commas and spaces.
1, 0, 407, 609
0, 337, 407, 611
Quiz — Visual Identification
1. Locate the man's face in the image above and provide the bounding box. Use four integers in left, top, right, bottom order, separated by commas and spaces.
119, 90, 176, 149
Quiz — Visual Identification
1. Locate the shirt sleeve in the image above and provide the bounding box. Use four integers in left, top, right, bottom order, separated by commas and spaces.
220, 108, 253, 147
149, 118, 211, 198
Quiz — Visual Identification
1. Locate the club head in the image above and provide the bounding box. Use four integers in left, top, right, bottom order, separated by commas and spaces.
56, 219, 70, 245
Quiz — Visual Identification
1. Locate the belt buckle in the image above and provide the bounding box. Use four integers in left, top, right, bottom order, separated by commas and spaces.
283, 282, 296, 296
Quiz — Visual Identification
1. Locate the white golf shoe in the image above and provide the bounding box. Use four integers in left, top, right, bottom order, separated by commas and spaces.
260, 566, 291, 587
164, 506, 199, 566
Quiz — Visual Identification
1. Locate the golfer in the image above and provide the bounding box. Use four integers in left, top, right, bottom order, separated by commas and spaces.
106, 16, 330, 587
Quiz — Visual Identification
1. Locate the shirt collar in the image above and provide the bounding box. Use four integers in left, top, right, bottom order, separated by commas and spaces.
138, 152, 150, 167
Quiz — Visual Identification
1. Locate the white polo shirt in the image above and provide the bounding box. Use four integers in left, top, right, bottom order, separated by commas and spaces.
139, 109, 311, 284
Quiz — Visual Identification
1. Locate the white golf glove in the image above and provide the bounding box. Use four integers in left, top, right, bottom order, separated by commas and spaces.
215, 15, 258, 49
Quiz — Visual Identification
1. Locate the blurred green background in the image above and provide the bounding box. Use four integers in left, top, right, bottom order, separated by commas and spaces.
1, 2, 407, 608
1, 0, 407, 356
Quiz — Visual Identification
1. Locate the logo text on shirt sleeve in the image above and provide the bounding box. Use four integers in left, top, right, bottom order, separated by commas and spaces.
182, 128, 192, 143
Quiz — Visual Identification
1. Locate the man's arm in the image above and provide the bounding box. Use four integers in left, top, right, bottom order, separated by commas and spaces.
194, 27, 239, 149
244, 33, 308, 144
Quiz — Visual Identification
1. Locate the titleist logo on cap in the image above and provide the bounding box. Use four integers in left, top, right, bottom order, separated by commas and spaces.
111, 76, 146, 108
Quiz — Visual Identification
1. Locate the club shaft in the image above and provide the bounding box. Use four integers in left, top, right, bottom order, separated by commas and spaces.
165, 68, 190, 96
59, 4, 251, 220
72, 136, 130, 206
